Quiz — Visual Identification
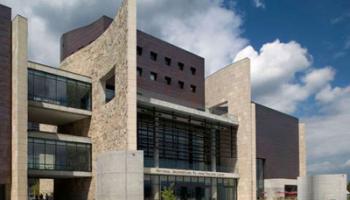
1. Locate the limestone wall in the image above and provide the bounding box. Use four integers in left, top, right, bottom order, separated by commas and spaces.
298, 123, 307, 177
59, 0, 137, 199
205, 58, 255, 200
11, 15, 28, 200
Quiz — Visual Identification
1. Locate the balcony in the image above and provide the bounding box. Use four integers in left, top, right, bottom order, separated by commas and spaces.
28, 68, 92, 125
28, 135, 92, 178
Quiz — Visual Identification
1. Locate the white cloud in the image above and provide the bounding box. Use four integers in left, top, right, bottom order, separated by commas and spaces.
253, 0, 265, 9
2, 0, 247, 73
234, 40, 334, 113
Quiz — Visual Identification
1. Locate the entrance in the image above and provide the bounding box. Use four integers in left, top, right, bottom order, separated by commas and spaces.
175, 182, 211, 200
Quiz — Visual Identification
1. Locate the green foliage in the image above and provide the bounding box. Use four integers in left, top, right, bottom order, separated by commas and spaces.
161, 184, 176, 200
347, 182, 350, 192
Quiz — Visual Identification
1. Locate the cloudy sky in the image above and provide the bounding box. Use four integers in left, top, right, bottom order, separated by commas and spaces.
1, 0, 350, 177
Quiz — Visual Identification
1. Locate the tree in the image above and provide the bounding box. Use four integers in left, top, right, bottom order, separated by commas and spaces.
347, 182, 350, 193
161, 184, 176, 200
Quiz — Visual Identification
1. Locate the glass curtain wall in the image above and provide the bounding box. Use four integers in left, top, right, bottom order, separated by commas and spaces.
144, 174, 236, 200
28, 69, 92, 110
137, 105, 236, 172
28, 137, 92, 172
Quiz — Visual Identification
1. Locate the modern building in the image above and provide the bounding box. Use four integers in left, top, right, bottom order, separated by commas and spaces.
0, 0, 306, 200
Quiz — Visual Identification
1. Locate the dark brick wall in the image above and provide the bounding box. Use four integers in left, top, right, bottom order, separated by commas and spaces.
0, 4, 11, 184
60, 16, 205, 109
255, 103, 299, 179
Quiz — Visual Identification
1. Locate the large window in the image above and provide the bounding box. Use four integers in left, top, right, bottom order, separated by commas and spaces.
256, 158, 265, 199
144, 174, 236, 200
28, 137, 91, 172
28, 69, 92, 110
137, 105, 236, 172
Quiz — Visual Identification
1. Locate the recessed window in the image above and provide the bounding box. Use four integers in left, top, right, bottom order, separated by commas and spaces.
137, 46, 143, 56
165, 76, 172, 85
137, 67, 143, 77
150, 51, 157, 61
190, 67, 196, 75
101, 68, 115, 103
178, 81, 184, 89
150, 72, 158, 81
178, 62, 184, 71
165, 57, 171, 66
190, 85, 196, 93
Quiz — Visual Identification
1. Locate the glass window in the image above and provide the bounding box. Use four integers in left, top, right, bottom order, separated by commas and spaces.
137, 46, 143, 56
150, 51, 157, 61
150, 72, 157, 81
178, 62, 184, 71
165, 57, 171, 66
178, 81, 184, 89
165, 76, 172, 85
137, 67, 143, 77
190, 67, 196, 75
28, 69, 91, 110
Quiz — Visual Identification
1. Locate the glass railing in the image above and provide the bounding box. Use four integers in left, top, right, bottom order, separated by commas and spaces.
28, 137, 92, 172
28, 69, 92, 110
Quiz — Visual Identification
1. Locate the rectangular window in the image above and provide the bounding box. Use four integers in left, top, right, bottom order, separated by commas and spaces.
150, 51, 157, 61
165, 57, 171, 66
137, 46, 143, 56
165, 76, 172, 85
178, 62, 184, 71
150, 72, 158, 81
178, 81, 184, 89
190, 85, 196, 93
101, 68, 115, 103
190, 67, 196, 75
137, 67, 143, 77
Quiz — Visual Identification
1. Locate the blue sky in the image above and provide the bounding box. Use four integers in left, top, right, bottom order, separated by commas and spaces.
233, 0, 350, 90
2, 0, 350, 178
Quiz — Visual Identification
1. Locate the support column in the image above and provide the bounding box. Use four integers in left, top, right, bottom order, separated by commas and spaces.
211, 129, 217, 172
154, 111, 160, 168
11, 15, 28, 200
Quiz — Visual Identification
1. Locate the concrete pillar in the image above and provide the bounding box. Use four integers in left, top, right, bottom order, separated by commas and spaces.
11, 15, 28, 200
154, 116, 160, 168
211, 179, 217, 200
299, 123, 307, 177
211, 129, 217, 172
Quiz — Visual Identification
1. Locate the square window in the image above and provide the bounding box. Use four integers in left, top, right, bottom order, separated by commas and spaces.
165, 76, 172, 85
178, 62, 184, 71
137, 67, 143, 77
178, 81, 184, 89
150, 72, 157, 81
165, 57, 171, 66
190, 67, 196, 75
137, 46, 143, 56
190, 85, 196, 93
150, 51, 157, 61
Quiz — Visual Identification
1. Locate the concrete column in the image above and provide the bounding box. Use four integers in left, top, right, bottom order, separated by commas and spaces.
11, 15, 28, 200
211, 129, 216, 172
211, 179, 217, 200
299, 123, 307, 177
154, 116, 160, 168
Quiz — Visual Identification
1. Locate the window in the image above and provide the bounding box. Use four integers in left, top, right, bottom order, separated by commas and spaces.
165, 57, 171, 66
137, 67, 143, 77
101, 68, 115, 103
190, 85, 196, 93
190, 67, 196, 75
137, 46, 143, 56
178, 62, 184, 71
165, 76, 172, 85
178, 81, 184, 89
150, 72, 158, 81
150, 51, 157, 61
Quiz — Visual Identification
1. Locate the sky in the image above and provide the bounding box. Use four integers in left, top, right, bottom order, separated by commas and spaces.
1, 0, 350, 178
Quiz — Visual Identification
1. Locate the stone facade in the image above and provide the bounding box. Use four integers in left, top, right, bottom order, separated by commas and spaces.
11, 15, 28, 200
60, 0, 137, 199
298, 123, 307, 177
205, 58, 256, 200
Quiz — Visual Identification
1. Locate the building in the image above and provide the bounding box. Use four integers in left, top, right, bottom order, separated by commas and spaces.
254, 103, 306, 199
298, 174, 347, 200
0, 0, 306, 200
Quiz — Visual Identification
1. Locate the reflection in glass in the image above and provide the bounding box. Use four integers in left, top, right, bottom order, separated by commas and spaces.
28, 69, 92, 110
28, 137, 91, 172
